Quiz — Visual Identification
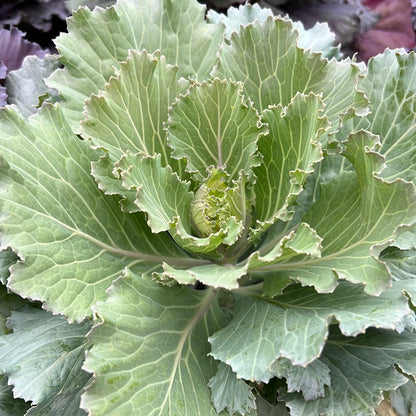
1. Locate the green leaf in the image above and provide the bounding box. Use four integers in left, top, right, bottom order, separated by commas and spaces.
262, 131, 416, 296
209, 281, 412, 382
117, 153, 242, 254
390, 379, 416, 416
5, 55, 60, 118
0, 284, 27, 335
247, 222, 323, 281
159, 262, 247, 290
90, 153, 138, 213
167, 79, 266, 181
206, 3, 273, 39
252, 93, 326, 234
207, 5, 341, 58
25, 372, 91, 416
281, 328, 416, 416
213, 16, 367, 123
116, 153, 192, 234
48, 0, 224, 126
380, 246, 416, 281
0, 376, 30, 416
82, 270, 228, 416
270, 358, 331, 401
208, 362, 256, 416
0, 105, 186, 321
81, 49, 188, 167
293, 21, 341, 59
356, 49, 416, 183
0, 249, 18, 286
0, 306, 91, 405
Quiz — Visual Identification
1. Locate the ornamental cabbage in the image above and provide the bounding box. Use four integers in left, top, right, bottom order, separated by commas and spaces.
0, 1, 416, 415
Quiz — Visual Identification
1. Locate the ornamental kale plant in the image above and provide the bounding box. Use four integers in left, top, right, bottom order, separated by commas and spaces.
1, 1, 416, 415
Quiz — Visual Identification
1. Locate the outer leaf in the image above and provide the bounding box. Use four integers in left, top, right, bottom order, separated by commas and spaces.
390, 380, 416, 416
209, 281, 412, 382
167, 79, 266, 181
262, 131, 416, 296
293, 21, 341, 59
0, 284, 27, 335
0, 249, 18, 285
82, 270, 228, 416
0, 306, 90, 404
270, 358, 331, 401
25, 372, 91, 416
48, 0, 224, 126
0, 105, 188, 321
213, 16, 367, 124
208, 362, 256, 416
281, 328, 416, 416
206, 3, 273, 40
81, 50, 189, 167
5, 55, 60, 118
0, 376, 30, 416
380, 246, 416, 281
357, 49, 416, 183
207, 4, 341, 58
252, 93, 326, 234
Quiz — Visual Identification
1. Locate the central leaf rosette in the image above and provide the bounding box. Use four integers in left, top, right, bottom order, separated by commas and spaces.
191, 169, 242, 238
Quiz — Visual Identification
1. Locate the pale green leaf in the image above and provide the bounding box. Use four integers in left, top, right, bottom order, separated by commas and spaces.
357, 49, 416, 183
270, 358, 330, 401
213, 16, 367, 124
208, 362, 256, 416
65, 0, 115, 10
0, 249, 18, 286
206, 3, 273, 39
380, 246, 416, 281
252, 93, 326, 234
116, 153, 192, 234
257, 396, 290, 416
0, 306, 90, 404
262, 131, 416, 296
390, 380, 416, 416
0, 285, 27, 335
281, 328, 416, 416
247, 222, 323, 279
167, 79, 266, 181
90, 154, 138, 212
25, 372, 91, 416
82, 270, 228, 416
293, 21, 341, 59
5, 55, 60, 118
117, 153, 241, 253
209, 281, 412, 382
0, 376, 30, 416
160, 262, 247, 290
0, 105, 187, 321
81, 49, 188, 167
207, 5, 340, 58
48, 0, 224, 126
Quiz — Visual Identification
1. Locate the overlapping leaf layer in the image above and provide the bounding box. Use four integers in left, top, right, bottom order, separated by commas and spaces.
0, 0, 416, 415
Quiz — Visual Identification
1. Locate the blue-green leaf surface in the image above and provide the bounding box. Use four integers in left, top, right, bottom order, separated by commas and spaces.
0, 306, 90, 405
281, 328, 416, 416
82, 270, 228, 416
48, 0, 224, 126
261, 131, 416, 296
168, 79, 266, 181
209, 281, 412, 382
0, 105, 186, 321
